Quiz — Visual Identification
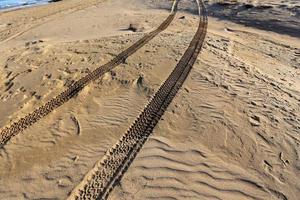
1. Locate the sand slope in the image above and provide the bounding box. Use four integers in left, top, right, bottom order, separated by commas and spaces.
0, 0, 299, 199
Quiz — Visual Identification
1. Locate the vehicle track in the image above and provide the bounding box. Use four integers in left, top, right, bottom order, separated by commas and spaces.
0, 1, 179, 147
67, 0, 208, 199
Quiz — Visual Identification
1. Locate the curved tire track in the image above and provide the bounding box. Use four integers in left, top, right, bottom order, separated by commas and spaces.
0, 2, 179, 147
67, 0, 208, 199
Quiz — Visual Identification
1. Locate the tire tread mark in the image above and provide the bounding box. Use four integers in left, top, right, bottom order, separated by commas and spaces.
67, 0, 208, 199
0, 4, 178, 147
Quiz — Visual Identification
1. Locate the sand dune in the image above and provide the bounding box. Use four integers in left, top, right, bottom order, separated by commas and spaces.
0, 0, 299, 199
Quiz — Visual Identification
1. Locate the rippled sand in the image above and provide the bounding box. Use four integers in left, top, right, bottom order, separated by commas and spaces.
0, 0, 299, 199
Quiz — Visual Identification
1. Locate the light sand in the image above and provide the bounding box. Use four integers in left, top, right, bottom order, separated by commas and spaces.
0, 0, 299, 199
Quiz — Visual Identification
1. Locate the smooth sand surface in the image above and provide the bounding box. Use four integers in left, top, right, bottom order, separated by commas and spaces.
0, 0, 299, 199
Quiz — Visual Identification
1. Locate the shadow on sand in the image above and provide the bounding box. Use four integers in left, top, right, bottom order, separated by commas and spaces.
156, 1, 300, 38
206, 3, 300, 38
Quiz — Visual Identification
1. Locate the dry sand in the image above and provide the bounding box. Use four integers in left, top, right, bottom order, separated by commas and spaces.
0, 0, 299, 199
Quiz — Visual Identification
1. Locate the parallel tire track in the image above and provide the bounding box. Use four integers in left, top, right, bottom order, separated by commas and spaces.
68, 0, 208, 199
0, 2, 179, 147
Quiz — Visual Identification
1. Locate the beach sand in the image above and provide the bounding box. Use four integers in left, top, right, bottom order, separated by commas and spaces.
0, 0, 299, 199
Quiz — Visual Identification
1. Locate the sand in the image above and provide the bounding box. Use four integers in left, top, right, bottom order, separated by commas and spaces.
0, 0, 299, 199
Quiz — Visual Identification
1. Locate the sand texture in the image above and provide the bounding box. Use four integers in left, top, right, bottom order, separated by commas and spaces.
0, 0, 299, 199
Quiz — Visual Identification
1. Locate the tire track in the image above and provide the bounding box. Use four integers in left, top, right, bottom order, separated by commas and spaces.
0, 2, 179, 147
67, 0, 208, 199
